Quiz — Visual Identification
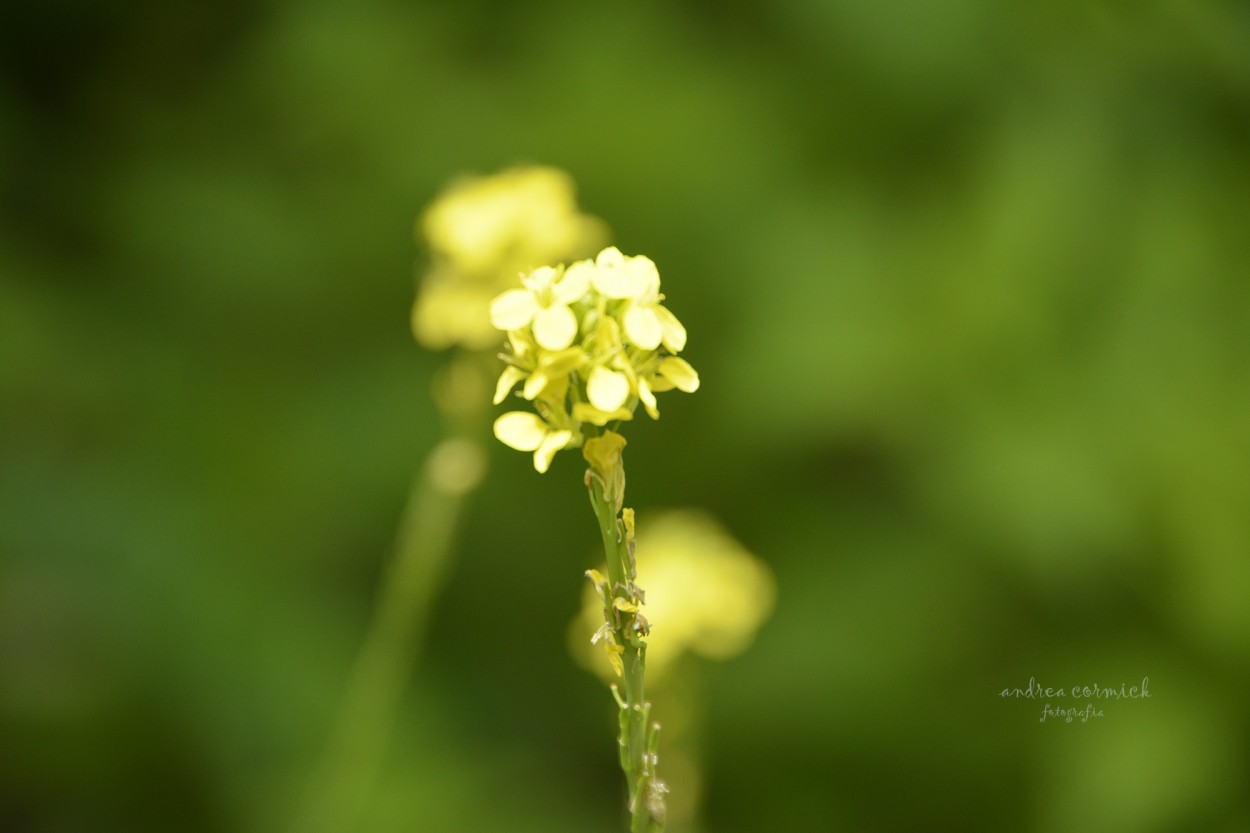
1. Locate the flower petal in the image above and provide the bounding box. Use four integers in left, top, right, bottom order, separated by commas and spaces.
555, 262, 591, 303
587, 366, 631, 412
523, 265, 560, 294
572, 402, 633, 426
532, 304, 578, 350
604, 639, 624, 677
540, 374, 571, 405
523, 368, 548, 399
493, 366, 527, 404
655, 304, 687, 352
534, 429, 572, 473
625, 255, 660, 301
638, 377, 659, 419
658, 356, 700, 392
585, 568, 609, 595
595, 246, 626, 268
623, 304, 663, 350
494, 411, 548, 451
490, 289, 539, 331
592, 264, 637, 299
507, 329, 532, 357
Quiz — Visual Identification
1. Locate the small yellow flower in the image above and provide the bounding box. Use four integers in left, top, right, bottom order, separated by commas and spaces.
630, 355, 700, 420
587, 247, 687, 352
493, 411, 573, 473
490, 265, 590, 351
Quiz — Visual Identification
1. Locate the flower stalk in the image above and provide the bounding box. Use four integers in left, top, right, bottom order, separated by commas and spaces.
291, 372, 490, 833
489, 245, 696, 831
584, 431, 666, 832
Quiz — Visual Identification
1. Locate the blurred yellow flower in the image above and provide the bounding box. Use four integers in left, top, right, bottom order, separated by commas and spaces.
571, 510, 775, 684
412, 166, 607, 351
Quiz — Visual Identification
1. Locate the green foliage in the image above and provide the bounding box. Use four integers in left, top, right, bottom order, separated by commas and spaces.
3, 1, 1248, 831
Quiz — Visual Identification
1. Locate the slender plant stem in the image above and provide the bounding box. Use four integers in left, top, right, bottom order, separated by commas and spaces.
292, 433, 483, 833
587, 470, 662, 833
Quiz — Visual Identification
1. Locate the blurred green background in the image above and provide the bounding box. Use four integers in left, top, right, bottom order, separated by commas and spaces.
3, 1, 1249, 831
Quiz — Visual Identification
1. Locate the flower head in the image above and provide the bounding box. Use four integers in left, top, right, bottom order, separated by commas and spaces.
490, 247, 699, 472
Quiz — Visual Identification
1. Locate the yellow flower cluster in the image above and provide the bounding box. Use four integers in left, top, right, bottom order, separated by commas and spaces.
490, 247, 700, 472
412, 166, 607, 351
572, 510, 775, 684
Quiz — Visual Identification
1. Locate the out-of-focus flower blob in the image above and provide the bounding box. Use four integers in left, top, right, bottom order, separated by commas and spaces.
412, 166, 607, 351
571, 510, 775, 684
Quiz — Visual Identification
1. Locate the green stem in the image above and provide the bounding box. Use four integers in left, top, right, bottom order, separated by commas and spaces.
292, 434, 483, 833
586, 471, 662, 833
